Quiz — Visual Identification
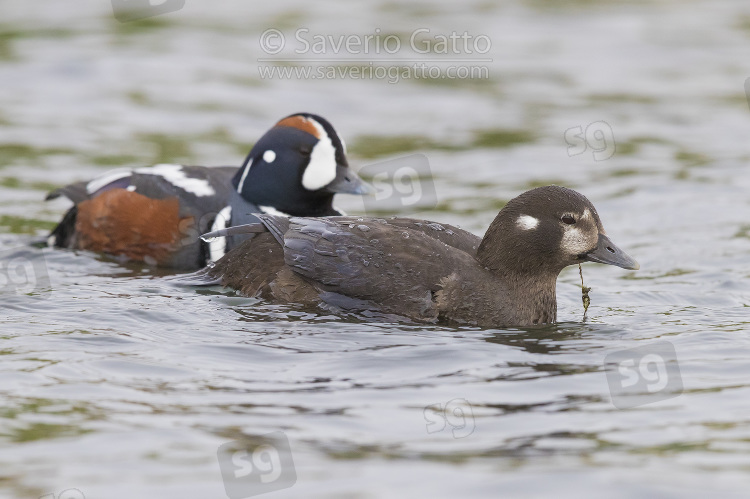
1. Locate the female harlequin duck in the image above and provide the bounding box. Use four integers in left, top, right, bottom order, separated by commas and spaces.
183, 186, 639, 327
46, 113, 370, 269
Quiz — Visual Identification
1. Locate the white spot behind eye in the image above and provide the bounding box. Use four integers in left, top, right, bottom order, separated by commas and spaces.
263, 150, 276, 163
302, 119, 337, 191
516, 215, 539, 230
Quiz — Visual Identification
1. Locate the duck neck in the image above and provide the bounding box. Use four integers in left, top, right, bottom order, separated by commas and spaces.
476, 216, 562, 325
496, 267, 559, 325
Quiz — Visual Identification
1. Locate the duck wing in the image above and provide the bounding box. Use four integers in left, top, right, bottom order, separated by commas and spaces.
46, 165, 238, 207
277, 216, 482, 320
45, 165, 241, 268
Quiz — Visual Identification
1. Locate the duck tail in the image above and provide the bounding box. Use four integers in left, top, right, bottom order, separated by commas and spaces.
47, 205, 78, 248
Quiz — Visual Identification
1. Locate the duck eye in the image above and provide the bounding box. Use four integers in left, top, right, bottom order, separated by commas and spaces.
561, 215, 576, 225
299, 144, 312, 155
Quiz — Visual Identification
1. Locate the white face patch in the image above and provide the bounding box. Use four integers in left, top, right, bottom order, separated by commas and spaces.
263, 150, 276, 163
207, 205, 232, 263
86, 168, 132, 194
137, 164, 216, 197
259, 205, 291, 217
516, 215, 539, 230
301, 119, 338, 191
560, 226, 590, 254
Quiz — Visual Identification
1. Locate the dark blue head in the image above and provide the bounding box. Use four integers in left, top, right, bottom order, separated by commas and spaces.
231, 113, 370, 216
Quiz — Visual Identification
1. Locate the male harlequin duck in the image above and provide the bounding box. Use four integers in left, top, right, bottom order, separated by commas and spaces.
182, 186, 639, 327
46, 113, 370, 269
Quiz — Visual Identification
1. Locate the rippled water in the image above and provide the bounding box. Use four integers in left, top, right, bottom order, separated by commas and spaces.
2, 0, 750, 497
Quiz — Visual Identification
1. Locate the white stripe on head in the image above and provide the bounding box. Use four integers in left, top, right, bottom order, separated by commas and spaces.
236, 157, 253, 193
516, 215, 539, 230
207, 205, 232, 263
86, 168, 132, 194
301, 118, 337, 191
136, 164, 216, 197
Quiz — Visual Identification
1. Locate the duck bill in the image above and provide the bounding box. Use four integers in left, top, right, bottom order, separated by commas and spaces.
583, 233, 640, 270
323, 164, 374, 195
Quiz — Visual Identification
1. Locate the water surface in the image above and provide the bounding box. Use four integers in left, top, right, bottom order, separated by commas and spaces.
1, 0, 750, 497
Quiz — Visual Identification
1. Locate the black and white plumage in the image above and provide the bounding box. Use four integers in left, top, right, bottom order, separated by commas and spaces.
184, 186, 639, 327
46, 113, 370, 269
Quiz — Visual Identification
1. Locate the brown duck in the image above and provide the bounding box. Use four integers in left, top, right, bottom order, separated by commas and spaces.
182, 186, 639, 327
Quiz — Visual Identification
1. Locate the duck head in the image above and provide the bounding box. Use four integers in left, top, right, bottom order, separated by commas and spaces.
232, 113, 372, 216
477, 185, 639, 276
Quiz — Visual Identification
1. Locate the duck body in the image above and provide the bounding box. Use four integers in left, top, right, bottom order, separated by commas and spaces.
46, 113, 369, 269
202, 215, 557, 326
189, 186, 639, 327
47, 165, 256, 268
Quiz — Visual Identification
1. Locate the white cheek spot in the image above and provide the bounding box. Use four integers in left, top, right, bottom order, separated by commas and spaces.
516, 215, 539, 230
136, 164, 216, 197
302, 119, 337, 191
582, 208, 591, 220
560, 227, 589, 254
207, 205, 232, 263
259, 205, 291, 217
263, 150, 276, 163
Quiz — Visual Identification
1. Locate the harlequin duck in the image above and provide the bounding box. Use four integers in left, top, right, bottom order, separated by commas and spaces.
46, 113, 370, 269
183, 185, 639, 327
